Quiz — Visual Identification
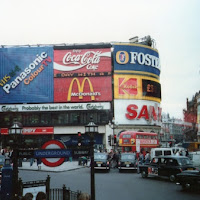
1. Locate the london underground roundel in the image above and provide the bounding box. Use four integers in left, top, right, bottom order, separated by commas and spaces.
41, 140, 66, 167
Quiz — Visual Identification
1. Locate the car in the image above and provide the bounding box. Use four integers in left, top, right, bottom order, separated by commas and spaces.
94, 153, 110, 172
118, 153, 137, 172
139, 156, 196, 182
176, 169, 200, 191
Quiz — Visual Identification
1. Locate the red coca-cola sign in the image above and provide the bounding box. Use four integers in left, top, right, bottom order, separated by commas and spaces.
54, 48, 111, 74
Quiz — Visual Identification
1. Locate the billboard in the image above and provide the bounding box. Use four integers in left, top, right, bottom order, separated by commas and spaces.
54, 77, 112, 102
114, 99, 162, 126
54, 48, 111, 76
0, 47, 54, 103
114, 74, 161, 103
0, 102, 110, 112
113, 44, 161, 76
1, 127, 54, 135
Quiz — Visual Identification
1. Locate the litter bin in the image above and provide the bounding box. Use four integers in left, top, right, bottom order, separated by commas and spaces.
69, 157, 72, 162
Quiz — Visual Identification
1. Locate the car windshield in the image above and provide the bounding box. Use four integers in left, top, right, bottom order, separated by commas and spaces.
121, 154, 135, 160
178, 157, 193, 165
94, 154, 107, 160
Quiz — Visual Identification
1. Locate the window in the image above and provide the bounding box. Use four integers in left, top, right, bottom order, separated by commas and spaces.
164, 151, 172, 156
123, 135, 131, 138
155, 151, 162, 156
41, 113, 51, 125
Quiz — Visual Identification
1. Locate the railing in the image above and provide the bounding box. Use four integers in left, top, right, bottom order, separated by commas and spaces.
50, 185, 81, 200
19, 176, 82, 200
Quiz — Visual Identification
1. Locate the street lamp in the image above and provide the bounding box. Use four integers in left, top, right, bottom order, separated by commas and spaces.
85, 117, 98, 200
8, 120, 23, 200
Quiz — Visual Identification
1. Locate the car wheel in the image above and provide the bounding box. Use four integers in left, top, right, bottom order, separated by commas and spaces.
141, 170, 148, 178
169, 174, 176, 182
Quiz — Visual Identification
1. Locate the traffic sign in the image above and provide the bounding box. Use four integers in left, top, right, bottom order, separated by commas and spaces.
18, 150, 34, 158
41, 140, 68, 167
34, 149, 71, 158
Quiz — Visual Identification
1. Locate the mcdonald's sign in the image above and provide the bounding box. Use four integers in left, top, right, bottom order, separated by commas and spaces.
54, 77, 112, 102
67, 78, 95, 101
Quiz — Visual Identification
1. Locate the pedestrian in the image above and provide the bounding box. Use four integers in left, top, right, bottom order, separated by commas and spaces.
145, 151, 150, 163
185, 149, 189, 156
24, 192, 33, 200
78, 193, 90, 200
175, 150, 180, 156
37, 158, 42, 170
139, 152, 144, 164
36, 191, 46, 200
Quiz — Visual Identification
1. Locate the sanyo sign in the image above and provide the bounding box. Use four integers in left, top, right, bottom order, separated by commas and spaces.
114, 99, 162, 126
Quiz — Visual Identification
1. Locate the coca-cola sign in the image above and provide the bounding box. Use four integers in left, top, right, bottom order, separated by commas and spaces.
54, 48, 111, 74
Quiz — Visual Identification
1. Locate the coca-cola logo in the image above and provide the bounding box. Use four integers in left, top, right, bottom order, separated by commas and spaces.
54, 50, 111, 72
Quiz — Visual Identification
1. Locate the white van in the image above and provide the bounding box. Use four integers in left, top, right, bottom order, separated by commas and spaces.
189, 151, 200, 167
150, 148, 174, 159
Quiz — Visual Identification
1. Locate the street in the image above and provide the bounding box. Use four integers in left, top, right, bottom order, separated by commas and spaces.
19, 167, 200, 200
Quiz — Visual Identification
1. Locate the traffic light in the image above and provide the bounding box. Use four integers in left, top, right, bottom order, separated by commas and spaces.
108, 135, 111, 146
77, 132, 82, 146
113, 134, 117, 144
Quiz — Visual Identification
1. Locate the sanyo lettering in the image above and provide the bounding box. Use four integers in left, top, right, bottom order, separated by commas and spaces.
3, 52, 52, 94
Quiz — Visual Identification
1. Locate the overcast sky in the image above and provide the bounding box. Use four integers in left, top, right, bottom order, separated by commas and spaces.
0, 0, 199, 119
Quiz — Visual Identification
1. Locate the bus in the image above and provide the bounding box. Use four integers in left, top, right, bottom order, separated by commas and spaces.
183, 142, 200, 152
118, 131, 159, 153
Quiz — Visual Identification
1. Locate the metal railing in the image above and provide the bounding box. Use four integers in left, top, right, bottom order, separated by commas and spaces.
50, 185, 81, 200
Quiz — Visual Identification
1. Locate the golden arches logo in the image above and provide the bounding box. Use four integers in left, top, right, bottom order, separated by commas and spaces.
67, 78, 95, 101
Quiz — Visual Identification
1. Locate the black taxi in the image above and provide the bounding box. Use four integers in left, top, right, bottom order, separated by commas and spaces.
94, 153, 110, 172
139, 156, 195, 182
118, 153, 137, 172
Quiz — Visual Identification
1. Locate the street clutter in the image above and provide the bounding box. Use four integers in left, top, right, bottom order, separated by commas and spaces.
19, 160, 85, 172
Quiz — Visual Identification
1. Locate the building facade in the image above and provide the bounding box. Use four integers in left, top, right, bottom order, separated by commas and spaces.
0, 37, 162, 154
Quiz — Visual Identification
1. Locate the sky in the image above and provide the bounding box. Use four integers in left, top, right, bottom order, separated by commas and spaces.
0, 0, 199, 120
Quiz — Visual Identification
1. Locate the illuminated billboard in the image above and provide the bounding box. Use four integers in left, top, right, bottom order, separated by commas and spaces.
114, 74, 161, 103
113, 44, 161, 76
54, 48, 112, 76
54, 77, 112, 102
114, 99, 162, 126
0, 47, 54, 103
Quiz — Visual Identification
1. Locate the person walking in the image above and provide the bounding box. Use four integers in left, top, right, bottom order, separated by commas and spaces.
36, 191, 46, 200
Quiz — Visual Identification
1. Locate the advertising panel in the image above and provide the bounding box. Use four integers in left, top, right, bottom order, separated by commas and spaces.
114, 99, 162, 126
0, 47, 54, 103
113, 44, 161, 76
114, 74, 161, 103
54, 48, 111, 76
0, 102, 110, 112
54, 77, 112, 102
1, 127, 54, 135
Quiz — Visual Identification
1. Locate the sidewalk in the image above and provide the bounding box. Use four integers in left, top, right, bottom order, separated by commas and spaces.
19, 161, 85, 172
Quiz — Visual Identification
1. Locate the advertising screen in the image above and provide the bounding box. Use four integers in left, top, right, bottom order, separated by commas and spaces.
54, 48, 111, 76
114, 99, 162, 126
54, 77, 112, 102
0, 47, 54, 103
113, 44, 161, 76
114, 74, 161, 103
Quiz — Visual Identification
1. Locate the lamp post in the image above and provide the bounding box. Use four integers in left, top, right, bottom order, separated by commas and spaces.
8, 120, 23, 200
85, 117, 98, 200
